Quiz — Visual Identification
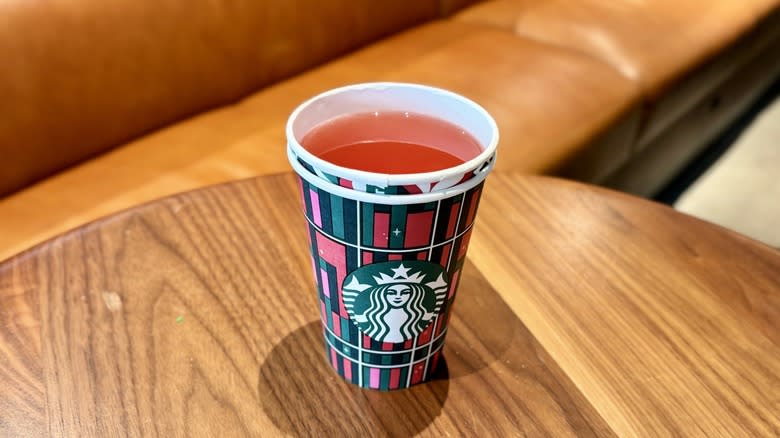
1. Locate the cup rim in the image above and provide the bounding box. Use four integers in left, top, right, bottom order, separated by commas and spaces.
288, 146, 494, 205
286, 82, 500, 188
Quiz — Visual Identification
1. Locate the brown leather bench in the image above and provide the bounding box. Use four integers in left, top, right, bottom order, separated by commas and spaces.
1, 0, 778, 261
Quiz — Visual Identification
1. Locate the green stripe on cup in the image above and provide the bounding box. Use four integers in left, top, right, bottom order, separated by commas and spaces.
363, 367, 371, 388
390, 205, 407, 249
361, 203, 374, 247
324, 173, 339, 185
340, 318, 351, 343
324, 298, 332, 328
380, 369, 391, 390
330, 194, 345, 239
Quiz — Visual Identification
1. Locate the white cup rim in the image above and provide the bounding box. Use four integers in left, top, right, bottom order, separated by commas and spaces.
286, 82, 500, 187
288, 146, 494, 205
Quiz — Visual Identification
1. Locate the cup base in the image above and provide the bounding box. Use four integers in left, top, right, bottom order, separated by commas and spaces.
321, 333, 447, 391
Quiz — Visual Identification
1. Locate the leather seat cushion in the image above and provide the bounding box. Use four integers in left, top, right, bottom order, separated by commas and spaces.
450, 0, 546, 30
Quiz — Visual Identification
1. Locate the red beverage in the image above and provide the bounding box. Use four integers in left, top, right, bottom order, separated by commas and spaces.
301, 111, 482, 174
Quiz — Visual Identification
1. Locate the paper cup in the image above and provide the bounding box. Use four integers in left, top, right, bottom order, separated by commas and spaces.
287, 82, 499, 194
288, 143, 496, 390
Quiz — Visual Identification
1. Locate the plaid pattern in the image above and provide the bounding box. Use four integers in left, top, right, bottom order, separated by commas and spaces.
294, 151, 495, 195
298, 176, 484, 390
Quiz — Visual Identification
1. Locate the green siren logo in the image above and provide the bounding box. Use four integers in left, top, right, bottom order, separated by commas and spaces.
342, 261, 449, 343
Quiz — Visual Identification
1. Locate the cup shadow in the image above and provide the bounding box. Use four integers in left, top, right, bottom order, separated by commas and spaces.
441, 260, 518, 378
258, 322, 449, 437
257, 261, 518, 436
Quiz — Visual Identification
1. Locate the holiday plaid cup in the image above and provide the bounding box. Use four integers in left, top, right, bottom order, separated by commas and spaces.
289, 148, 496, 390
286, 82, 499, 390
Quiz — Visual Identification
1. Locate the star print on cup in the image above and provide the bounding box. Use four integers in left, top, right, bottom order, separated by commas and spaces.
342, 261, 449, 343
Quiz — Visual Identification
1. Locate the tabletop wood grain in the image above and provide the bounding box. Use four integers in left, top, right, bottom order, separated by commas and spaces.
1, 172, 778, 437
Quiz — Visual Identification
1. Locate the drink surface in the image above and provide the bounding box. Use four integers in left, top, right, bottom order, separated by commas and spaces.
301, 111, 482, 174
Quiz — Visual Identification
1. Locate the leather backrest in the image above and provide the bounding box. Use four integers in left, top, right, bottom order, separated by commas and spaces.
440, 0, 485, 15
0, 0, 480, 197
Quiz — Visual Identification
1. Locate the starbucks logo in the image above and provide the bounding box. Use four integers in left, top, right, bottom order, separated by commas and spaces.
342, 261, 449, 343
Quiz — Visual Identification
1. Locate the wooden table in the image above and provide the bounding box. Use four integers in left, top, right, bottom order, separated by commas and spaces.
1, 173, 778, 437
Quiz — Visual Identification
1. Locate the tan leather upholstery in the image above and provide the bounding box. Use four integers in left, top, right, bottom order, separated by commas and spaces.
457, 0, 779, 96
439, 0, 487, 16
0, 20, 639, 261
604, 41, 780, 197
507, 0, 780, 151
0, 0, 444, 197
454, 0, 545, 29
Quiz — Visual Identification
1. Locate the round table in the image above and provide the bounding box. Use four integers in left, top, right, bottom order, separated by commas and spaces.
1, 173, 778, 437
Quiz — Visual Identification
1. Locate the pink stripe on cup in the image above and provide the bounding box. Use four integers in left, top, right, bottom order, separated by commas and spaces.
343, 358, 352, 381
309, 189, 322, 227
332, 312, 341, 337
369, 368, 380, 389
330, 348, 338, 369
321, 268, 330, 298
